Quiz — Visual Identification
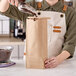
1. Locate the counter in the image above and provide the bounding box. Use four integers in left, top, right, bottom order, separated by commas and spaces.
0, 37, 76, 76
0, 56, 76, 76
0, 37, 24, 45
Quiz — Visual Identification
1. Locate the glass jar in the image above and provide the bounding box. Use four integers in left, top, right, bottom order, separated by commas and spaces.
0, 46, 13, 63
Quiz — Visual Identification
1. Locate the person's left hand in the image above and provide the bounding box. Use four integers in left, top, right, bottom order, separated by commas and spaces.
44, 57, 60, 68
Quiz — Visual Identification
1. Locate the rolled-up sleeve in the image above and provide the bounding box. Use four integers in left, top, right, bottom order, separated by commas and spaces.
0, 4, 29, 21
62, 8, 76, 58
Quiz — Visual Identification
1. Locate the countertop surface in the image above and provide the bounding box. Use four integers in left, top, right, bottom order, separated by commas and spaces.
0, 37, 24, 45
0, 56, 76, 76
0, 37, 76, 76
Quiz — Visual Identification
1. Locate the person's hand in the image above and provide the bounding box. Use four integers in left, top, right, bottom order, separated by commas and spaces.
8, 0, 18, 6
44, 51, 70, 68
44, 57, 62, 68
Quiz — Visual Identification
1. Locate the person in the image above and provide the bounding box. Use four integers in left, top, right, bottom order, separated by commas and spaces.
0, 0, 76, 68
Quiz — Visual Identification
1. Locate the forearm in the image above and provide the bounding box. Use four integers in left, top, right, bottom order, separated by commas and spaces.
56, 51, 70, 63
0, 0, 9, 12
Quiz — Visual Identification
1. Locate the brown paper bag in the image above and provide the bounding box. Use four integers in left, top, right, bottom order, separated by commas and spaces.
26, 17, 49, 69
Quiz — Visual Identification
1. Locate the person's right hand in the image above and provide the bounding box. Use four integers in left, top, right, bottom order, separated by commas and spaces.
8, 0, 18, 7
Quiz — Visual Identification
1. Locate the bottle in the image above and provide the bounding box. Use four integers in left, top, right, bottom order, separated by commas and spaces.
14, 25, 18, 38
17, 20, 25, 40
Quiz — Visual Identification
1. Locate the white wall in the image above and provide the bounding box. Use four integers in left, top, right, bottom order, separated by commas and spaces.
0, 15, 10, 35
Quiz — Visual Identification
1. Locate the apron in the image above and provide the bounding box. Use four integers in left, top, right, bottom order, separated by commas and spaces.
37, 11, 66, 58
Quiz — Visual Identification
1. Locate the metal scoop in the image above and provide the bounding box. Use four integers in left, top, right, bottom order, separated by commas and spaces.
18, 2, 37, 17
